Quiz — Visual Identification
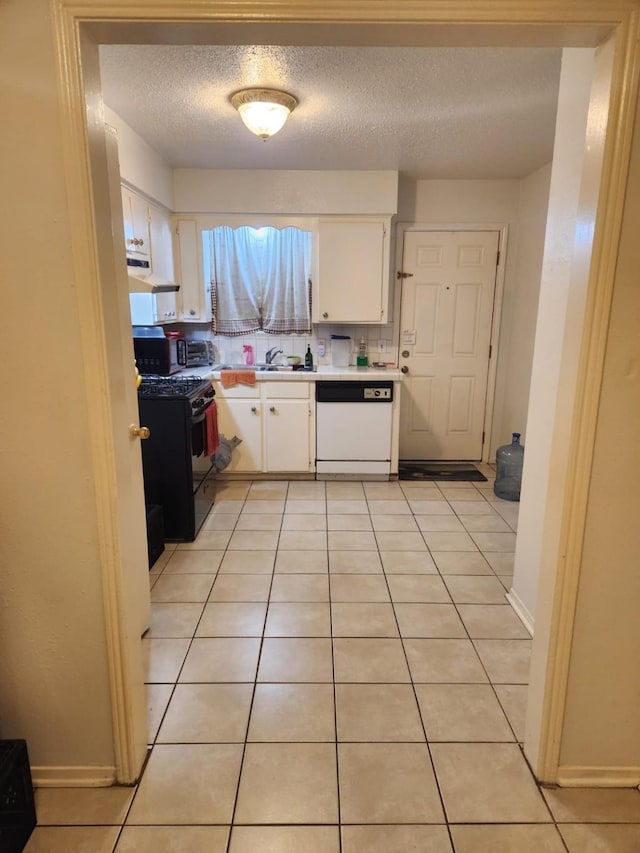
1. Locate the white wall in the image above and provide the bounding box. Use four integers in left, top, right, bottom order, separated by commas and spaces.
174, 169, 398, 215
104, 105, 174, 209
397, 175, 550, 456
492, 164, 552, 450
511, 49, 595, 634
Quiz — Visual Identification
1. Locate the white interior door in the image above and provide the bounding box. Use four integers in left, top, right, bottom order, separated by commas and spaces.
399, 230, 499, 460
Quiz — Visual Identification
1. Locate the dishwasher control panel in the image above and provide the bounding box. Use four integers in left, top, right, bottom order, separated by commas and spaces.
316, 381, 394, 403
363, 387, 392, 400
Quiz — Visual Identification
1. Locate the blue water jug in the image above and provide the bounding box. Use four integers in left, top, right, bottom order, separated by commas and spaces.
494, 432, 524, 501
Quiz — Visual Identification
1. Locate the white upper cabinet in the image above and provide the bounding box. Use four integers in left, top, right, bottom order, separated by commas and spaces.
129, 290, 177, 325
148, 204, 174, 283
121, 187, 150, 259
174, 218, 212, 323
314, 218, 392, 324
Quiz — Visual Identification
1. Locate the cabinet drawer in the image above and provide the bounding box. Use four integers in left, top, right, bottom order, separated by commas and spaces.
213, 381, 260, 399
262, 381, 310, 399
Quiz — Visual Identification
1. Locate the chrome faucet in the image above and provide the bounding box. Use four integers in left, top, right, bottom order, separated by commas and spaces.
265, 347, 283, 364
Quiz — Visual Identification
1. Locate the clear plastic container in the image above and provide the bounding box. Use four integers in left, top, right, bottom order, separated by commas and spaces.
494, 432, 524, 501
331, 335, 351, 367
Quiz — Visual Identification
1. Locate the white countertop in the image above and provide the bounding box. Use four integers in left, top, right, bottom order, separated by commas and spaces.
179, 364, 403, 382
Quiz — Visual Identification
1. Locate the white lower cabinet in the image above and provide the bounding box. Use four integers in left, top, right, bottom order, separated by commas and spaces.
213, 381, 314, 474
215, 396, 262, 474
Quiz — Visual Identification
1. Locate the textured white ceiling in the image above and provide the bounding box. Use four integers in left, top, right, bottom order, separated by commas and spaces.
99, 44, 562, 179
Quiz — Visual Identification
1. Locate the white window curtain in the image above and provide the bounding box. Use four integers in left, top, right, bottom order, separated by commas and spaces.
209, 226, 312, 336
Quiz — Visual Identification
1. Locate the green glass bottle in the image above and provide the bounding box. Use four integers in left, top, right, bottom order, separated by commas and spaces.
304, 345, 313, 371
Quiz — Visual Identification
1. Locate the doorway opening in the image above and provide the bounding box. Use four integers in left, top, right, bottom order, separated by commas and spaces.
56, 7, 625, 786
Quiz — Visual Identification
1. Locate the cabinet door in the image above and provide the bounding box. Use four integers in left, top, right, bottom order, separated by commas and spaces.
121, 187, 136, 253
175, 218, 211, 322
215, 398, 262, 472
154, 291, 177, 323
122, 188, 150, 258
264, 399, 311, 472
130, 192, 150, 258
149, 204, 174, 282
316, 220, 388, 323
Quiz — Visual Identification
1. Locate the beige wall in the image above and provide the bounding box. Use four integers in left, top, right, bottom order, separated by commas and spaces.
512, 49, 595, 632
0, 0, 115, 779
558, 85, 640, 778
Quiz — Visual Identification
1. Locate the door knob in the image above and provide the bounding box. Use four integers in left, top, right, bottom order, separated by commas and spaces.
130, 424, 151, 439
269, 406, 276, 413
322, 312, 329, 319
401, 366, 409, 374
251, 406, 257, 414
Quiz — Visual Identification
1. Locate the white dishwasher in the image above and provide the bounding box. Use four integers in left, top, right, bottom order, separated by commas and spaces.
315, 381, 394, 476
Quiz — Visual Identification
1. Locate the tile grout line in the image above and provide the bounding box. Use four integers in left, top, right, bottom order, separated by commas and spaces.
378, 488, 457, 848
325, 497, 344, 853
224, 480, 286, 852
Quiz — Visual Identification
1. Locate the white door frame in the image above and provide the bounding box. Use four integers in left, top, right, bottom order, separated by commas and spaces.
395, 223, 508, 463
49, 1, 639, 786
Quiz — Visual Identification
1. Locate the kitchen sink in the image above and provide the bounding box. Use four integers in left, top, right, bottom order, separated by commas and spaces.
212, 363, 290, 372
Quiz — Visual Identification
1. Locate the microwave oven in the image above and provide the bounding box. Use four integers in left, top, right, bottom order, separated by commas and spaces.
133, 335, 187, 375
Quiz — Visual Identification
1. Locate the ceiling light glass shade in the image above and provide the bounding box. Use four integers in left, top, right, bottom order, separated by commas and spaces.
230, 88, 297, 139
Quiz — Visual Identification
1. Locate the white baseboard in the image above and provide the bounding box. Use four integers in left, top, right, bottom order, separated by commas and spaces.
31, 765, 116, 787
557, 765, 640, 787
506, 588, 534, 636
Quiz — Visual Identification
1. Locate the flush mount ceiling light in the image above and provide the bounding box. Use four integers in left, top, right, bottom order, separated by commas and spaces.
230, 88, 297, 140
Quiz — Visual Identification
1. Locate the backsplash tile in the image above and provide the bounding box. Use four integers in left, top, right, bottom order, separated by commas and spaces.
174, 324, 397, 367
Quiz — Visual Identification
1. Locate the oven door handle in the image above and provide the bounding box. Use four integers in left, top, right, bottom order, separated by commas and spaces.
191, 400, 213, 426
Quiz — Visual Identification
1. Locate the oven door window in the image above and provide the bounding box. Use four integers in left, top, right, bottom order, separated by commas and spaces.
191, 409, 213, 492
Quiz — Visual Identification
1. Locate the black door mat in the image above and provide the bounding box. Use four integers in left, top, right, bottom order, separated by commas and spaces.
398, 461, 488, 482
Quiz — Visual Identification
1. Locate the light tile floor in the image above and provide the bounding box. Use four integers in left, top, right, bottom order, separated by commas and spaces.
27, 473, 640, 852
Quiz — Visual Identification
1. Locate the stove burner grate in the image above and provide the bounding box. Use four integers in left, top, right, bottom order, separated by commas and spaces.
138, 377, 211, 399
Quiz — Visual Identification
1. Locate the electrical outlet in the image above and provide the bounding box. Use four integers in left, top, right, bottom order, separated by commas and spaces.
317, 339, 326, 357
378, 339, 388, 352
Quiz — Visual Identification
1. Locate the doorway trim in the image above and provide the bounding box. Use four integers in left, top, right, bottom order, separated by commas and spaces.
50, 0, 640, 785
395, 222, 508, 463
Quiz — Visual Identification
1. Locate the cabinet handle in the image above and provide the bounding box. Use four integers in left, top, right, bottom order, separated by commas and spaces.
401, 365, 409, 374
322, 312, 329, 319
269, 406, 276, 413
130, 424, 151, 439
189, 309, 196, 316
126, 238, 135, 245
251, 406, 257, 414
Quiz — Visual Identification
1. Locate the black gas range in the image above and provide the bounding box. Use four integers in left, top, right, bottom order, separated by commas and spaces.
138, 375, 215, 412
137, 375, 217, 543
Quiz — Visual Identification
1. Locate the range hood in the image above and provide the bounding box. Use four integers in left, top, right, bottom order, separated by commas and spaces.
127, 258, 179, 294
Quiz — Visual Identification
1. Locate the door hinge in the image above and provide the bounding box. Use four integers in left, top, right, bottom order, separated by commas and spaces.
489, 344, 493, 359
482, 431, 486, 444
496, 250, 500, 266
397, 271, 414, 280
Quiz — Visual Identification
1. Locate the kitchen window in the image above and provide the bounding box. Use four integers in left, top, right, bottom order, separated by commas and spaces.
206, 225, 312, 336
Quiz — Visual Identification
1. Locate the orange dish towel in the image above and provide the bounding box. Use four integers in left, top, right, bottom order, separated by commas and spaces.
204, 401, 219, 457
220, 369, 257, 388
